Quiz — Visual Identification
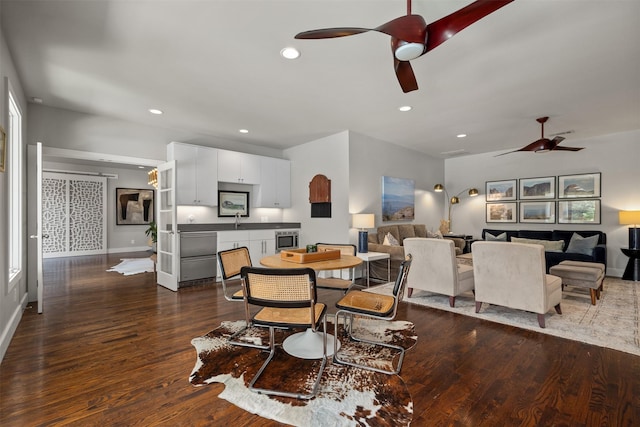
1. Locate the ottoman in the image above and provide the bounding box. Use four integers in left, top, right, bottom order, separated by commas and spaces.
549, 260, 605, 305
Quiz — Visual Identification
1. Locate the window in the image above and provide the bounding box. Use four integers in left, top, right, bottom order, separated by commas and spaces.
7, 79, 23, 288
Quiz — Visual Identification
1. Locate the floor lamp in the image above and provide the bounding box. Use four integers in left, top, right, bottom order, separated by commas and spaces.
433, 184, 479, 233
619, 210, 640, 249
353, 213, 375, 253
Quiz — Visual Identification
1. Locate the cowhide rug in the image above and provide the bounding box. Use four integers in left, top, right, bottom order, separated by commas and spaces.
190, 318, 417, 426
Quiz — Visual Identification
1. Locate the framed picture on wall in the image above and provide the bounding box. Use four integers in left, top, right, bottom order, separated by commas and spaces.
381, 176, 415, 221
520, 201, 555, 223
486, 202, 517, 223
519, 176, 555, 199
558, 173, 601, 198
486, 179, 517, 201
218, 190, 250, 217
116, 188, 154, 225
558, 199, 601, 224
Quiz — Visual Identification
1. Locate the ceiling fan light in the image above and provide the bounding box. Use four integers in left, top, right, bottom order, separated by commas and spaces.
535, 149, 551, 153
394, 42, 425, 61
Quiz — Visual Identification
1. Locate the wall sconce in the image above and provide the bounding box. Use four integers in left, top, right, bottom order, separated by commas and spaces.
352, 213, 375, 253
619, 210, 640, 249
434, 184, 478, 233
148, 168, 158, 189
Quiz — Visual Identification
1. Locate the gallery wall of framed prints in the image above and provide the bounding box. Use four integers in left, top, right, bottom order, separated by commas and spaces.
485, 173, 601, 224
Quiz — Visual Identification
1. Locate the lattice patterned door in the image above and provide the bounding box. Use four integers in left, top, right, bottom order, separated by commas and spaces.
42, 172, 107, 258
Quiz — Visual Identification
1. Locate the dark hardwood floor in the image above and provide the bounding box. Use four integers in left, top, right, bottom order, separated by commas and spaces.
1, 252, 638, 426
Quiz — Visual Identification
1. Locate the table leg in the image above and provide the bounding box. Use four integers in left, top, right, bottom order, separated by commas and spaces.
282, 328, 340, 359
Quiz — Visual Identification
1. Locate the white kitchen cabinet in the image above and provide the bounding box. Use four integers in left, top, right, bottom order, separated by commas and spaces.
217, 150, 261, 184
216, 230, 250, 253
254, 157, 291, 208
248, 229, 276, 264
167, 142, 218, 206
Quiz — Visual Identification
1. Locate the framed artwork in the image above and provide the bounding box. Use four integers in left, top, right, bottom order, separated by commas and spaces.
558, 173, 601, 198
519, 176, 555, 200
116, 188, 154, 225
520, 201, 555, 223
218, 190, 250, 217
0, 126, 6, 173
486, 202, 517, 223
381, 176, 415, 221
486, 179, 516, 201
558, 199, 601, 224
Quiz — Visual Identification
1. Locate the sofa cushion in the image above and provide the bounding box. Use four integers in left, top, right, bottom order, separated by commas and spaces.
552, 230, 606, 246
511, 237, 564, 252
485, 231, 507, 241
427, 229, 443, 239
413, 224, 427, 238
566, 233, 600, 255
397, 225, 416, 243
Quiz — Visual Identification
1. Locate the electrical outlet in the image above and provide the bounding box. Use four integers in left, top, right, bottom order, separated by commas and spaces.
131, 239, 135, 244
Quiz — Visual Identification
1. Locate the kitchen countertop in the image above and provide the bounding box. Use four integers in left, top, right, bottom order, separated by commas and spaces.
177, 222, 301, 232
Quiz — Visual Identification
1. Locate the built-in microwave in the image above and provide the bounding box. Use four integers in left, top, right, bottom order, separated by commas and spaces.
275, 230, 299, 252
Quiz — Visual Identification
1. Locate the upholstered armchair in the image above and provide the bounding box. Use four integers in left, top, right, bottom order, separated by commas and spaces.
472, 241, 562, 328
402, 238, 474, 307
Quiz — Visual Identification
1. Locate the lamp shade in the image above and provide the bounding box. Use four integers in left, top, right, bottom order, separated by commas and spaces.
619, 211, 640, 225
434, 184, 444, 192
352, 213, 375, 229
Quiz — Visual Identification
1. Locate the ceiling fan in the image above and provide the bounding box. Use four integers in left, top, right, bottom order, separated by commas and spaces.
294, 0, 514, 93
496, 117, 584, 157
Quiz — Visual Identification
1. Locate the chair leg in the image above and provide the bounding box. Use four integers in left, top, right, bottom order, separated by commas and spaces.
554, 303, 562, 314
250, 323, 327, 400
333, 310, 405, 375
227, 321, 271, 350
407, 287, 414, 298
448, 296, 456, 307
475, 301, 482, 313
537, 314, 546, 328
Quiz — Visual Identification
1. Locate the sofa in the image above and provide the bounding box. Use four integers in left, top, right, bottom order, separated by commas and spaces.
481, 228, 607, 272
367, 224, 465, 280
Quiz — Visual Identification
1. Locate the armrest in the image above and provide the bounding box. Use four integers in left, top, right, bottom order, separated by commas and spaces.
443, 236, 465, 251
368, 243, 405, 260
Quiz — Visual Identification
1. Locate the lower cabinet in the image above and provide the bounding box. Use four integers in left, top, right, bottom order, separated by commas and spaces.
217, 230, 276, 278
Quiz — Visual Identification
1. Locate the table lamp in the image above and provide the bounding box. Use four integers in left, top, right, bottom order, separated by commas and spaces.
619, 210, 640, 249
353, 213, 375, 253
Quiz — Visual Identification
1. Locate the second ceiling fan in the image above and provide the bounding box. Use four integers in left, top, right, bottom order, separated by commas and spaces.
294, 0, 514, 93
496, 117, 584, 157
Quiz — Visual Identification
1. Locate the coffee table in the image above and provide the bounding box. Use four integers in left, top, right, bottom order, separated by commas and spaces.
260, 253, 363, 359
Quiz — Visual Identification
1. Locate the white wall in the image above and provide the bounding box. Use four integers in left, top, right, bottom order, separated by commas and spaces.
445, 130, 640, 277
1, 14, 29, 362
284, 130, 445, 247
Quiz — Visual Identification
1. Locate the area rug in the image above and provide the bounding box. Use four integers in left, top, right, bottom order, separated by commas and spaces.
107, 258, 154, 276
189, 319, 417, 426
368, 277, 639, 356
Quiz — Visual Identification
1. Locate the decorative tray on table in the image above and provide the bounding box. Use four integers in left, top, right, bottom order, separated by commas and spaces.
279, 248, 341, 263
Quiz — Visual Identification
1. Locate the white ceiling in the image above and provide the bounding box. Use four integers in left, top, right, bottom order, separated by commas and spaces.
2, 0, 639, 158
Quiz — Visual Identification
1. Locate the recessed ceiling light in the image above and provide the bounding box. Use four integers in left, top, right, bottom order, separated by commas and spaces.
148, 108, 163, 115
31, 97, 43, 104
138, 166, 145, 169
280, 47, 300, 59
399, 105, 412, 112
239, 129, 249, 134
456, 134, 467, 138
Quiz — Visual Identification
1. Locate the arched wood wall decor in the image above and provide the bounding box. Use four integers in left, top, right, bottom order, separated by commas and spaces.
309, 174, 331, 218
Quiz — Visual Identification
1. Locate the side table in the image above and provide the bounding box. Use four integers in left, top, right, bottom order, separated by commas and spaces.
621, 248, 640, 281
357, 251, 391, 286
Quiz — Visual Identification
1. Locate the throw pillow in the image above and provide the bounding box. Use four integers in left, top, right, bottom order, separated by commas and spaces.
566, 233, 599, 255
383, 232, 400, 246
511, 237, 564, 252
485, 232, 507, 241
427, 229, 444, 239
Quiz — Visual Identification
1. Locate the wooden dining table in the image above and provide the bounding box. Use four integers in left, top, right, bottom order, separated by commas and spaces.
259, 253, 363, 360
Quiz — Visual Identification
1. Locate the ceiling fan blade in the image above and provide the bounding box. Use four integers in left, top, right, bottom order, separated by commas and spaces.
494, 148, 526, 157
549, 136, 565, 147
425, 0, 514, 52
394, 58, 419, 93
553, 146, 584, 152
295, 27, 372, 39
375, 15, 427, 43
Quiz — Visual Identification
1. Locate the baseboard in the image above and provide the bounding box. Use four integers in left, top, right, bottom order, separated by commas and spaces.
0, 293, 29, 364
108, 246, 153, 254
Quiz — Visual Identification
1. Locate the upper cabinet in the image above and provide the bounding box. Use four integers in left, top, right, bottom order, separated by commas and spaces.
167, 142, 218, 206
254, 157, 291, 208
217, 150, 261, 184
